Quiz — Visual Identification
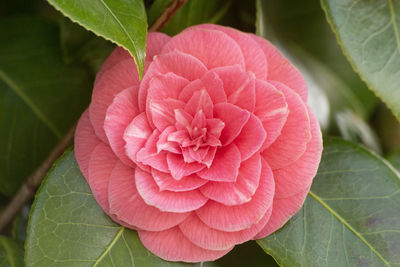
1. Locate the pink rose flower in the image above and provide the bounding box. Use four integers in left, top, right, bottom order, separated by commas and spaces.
75, 24, 322, 262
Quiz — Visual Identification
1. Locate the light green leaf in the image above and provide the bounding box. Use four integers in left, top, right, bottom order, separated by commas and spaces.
0, 17, 91, 195
46, 0, 147, 77
25, 149, 194, 266
321, 0, 400, 121
258, 138, 400, 266
0, 235, 24, 267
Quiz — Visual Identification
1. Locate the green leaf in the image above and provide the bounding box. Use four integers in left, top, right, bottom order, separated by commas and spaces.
0, 235, 24, 267
258, 138, 400, 266
161, 0, 232, 36
321, 0, 400, 121
25, 149, 195, 266
46, 0, 147, 77
0, 16, 91, 195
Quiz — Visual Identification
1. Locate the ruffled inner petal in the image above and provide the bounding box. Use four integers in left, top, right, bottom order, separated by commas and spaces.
200, 153, 262, 206
167, 153, 206, 180
152, 169, 208, 192
136, 130, 169, 172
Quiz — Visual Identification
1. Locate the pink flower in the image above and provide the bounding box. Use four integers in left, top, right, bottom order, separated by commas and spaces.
75, 24, 322, 262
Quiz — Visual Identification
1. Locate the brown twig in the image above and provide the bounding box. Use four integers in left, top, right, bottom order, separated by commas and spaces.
149, 0, 188, 32
0, 125, 76, 232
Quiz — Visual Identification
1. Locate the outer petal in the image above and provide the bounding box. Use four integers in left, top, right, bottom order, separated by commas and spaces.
90, 59, 140, 143
234, 114, 266, 161
214, 103, 250, 146
212, 66, 256, 112
255, 80, 288, 150
138, 227, 232, 262
135, 168, 208, 212
138, 51, 208, 111
108, 161, 189, 231
161, 28, 245, 70
200, 154, 262, 206
87, 143, 118, 213
74, 110, 102, 178
152, 169, 208, 192
196, 24, 268, 80
273, 108, 322, 198
104, 87, 139, 167
250, 34, 307, 102
180, 208, 271, 251
196, 159, 274, 231
261, 81, 311, 169
197, 144, 241, 182
254, 187, 309, 239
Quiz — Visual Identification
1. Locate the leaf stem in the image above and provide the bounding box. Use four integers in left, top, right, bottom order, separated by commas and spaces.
149, 0, 187, 32
0, 125, 76, 232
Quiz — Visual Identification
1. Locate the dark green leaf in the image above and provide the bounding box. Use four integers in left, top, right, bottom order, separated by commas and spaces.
25, 150, 194, 266
0, 235, 24, 267
321, 0, 400, 121
147, 0, 172, 26
161, 0, 231, 36
0, 17, 91, 195
46, 0, 147, 77
258, 138, 400, 266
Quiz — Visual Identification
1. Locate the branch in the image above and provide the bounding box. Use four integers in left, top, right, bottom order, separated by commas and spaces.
0, 125, 75, 232
149, 0, 187, 32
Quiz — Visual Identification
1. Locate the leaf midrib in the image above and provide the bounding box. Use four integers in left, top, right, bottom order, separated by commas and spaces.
308, 191, 390, 266
0, 68, 62, 139
92, 227, 125, 266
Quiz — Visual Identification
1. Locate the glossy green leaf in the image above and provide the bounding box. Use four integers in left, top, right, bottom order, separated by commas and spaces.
0, 235, 24, 267
321, 0, 400, 120
258, 138, 400, 266
46, 0, 147, 77
0, 17, 91, 195
161, 0, 231, 36
25, 149, 197, 266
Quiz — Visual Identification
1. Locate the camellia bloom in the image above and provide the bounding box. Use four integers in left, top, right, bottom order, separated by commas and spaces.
75, 24, 322, 262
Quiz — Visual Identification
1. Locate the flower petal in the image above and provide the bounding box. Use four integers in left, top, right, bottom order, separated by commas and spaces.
139, 227, 232, 262
196, 158, 274, 231
152, 169, 208, 192
195, 24, 268, 80
200, 154, 262, 206
138, 51, 208, 111
74, 110, 102, 178
184, 89, 213, 118
212, 66, 256, 112
261, 81, 311, 169
273, 107, 322, 198
89, 59, 139, 143
254, 187, 309, 239
150, 98, 185, 131
234, 114, 266, 161
167, 153, 206, 180
104, 87, 139, 167
136, 130, 169, 172
87, 143, 118, 213
108, 161, 189, 231
180, 208, 271, 250
255, 80, 288, 150
214, 103, 250, 146
197, 144, 241, 182
135, 168, 208, 212
161, 28, 245, 70
251, 34, 307, 102
146, 32, 171, 62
